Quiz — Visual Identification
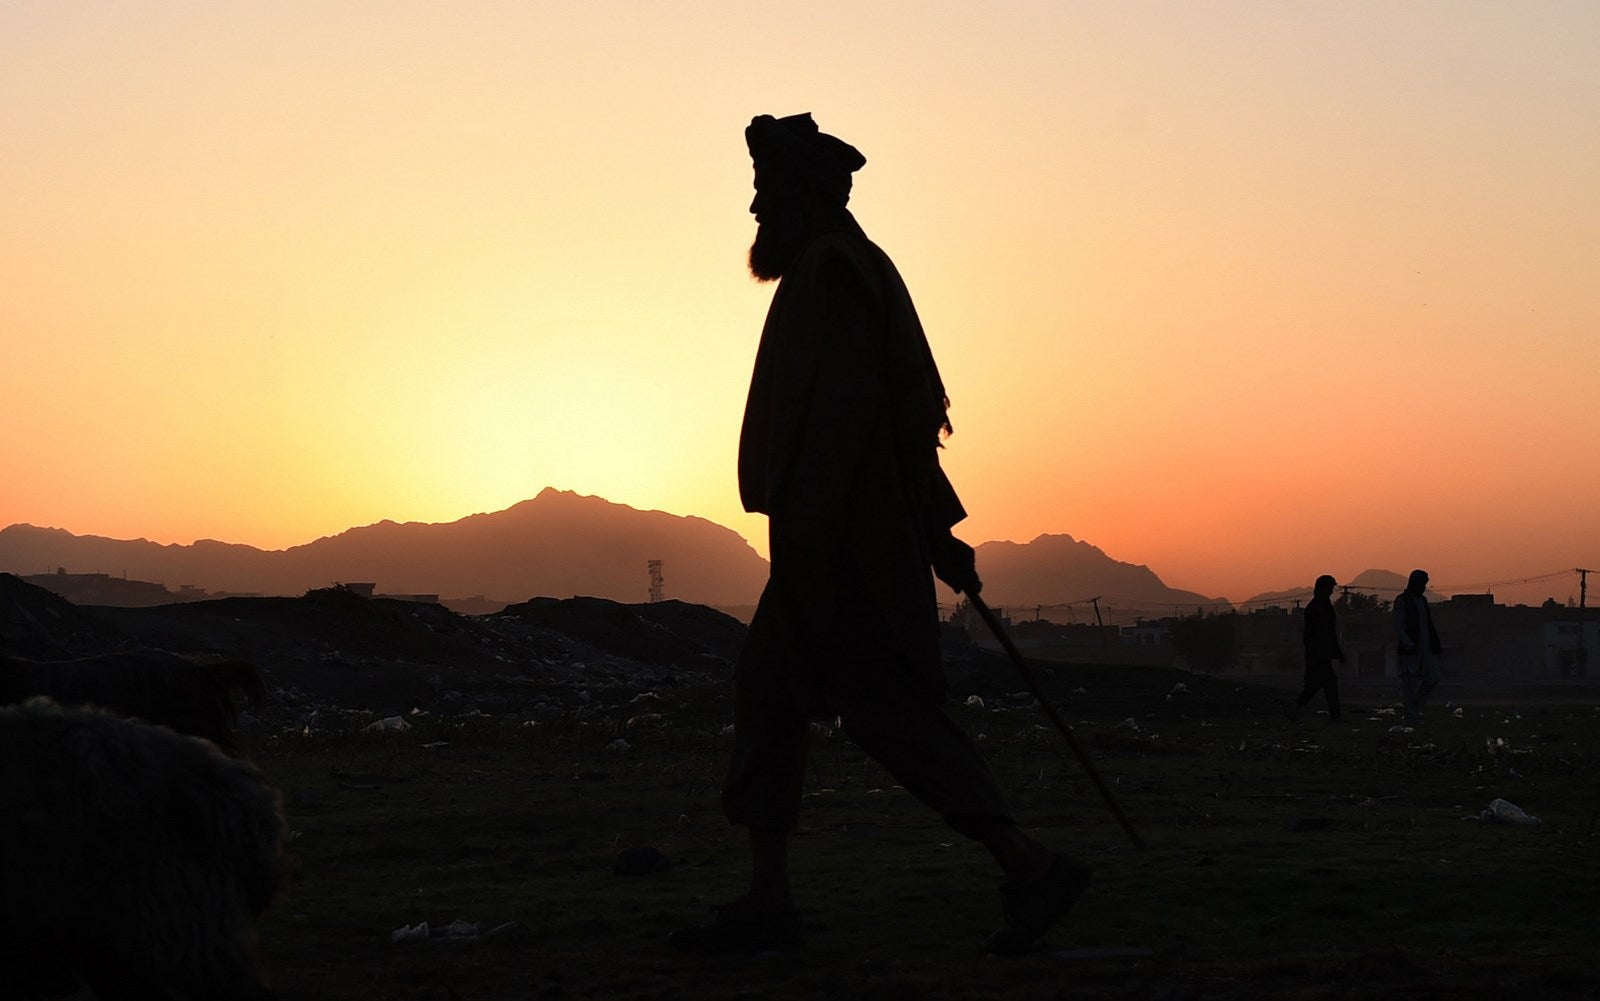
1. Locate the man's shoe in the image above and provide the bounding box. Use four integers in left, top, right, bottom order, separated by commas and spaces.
669, 896, 802, 954
986, 854, 1091, 956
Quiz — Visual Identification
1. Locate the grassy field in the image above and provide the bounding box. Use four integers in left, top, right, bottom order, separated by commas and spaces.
252, 661, 1600, 1000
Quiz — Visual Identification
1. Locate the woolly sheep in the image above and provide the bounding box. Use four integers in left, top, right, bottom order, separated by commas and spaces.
0, 698, 288, 1000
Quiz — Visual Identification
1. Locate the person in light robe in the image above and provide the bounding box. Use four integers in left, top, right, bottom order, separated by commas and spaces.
1393, 569, 1442, 723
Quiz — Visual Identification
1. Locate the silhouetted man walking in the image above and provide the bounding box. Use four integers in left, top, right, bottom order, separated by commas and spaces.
1394, 569, 1441, 723
1289, 574, 1344, 722
672, 113, 1088, 956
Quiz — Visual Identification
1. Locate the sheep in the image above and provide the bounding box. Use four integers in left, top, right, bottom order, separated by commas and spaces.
0, 697, 288, 1000
0, 650, 266, 756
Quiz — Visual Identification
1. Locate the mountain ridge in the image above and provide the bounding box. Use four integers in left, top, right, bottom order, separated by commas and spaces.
0, 489, 769, 607
5, 493, 1227, 619
967, 533, 1229, 615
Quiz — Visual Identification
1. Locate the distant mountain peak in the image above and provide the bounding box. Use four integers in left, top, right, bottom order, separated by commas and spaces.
0, 492, 769, 608
969, 534, 1225, 614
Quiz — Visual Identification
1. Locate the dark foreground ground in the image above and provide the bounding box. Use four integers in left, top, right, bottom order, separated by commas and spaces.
251, 661, 1600, 1001
4, 576, 1593, 999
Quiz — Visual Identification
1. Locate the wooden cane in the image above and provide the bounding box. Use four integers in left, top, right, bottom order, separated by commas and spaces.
967, 592, 1146, 849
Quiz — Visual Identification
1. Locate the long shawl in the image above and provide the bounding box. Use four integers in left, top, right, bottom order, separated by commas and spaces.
738, 226, 964, 531
736, 226, 964, 704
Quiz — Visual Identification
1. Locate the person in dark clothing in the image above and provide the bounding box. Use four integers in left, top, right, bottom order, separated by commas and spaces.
671, 113, 1090, 957
1393, 568, 1442, 723
1289, 574, 1345, 722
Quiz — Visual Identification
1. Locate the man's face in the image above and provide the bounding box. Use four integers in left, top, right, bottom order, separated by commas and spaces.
747, 170, 809, 282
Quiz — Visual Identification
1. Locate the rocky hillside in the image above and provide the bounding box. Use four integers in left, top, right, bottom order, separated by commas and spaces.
0, 488, 769, 609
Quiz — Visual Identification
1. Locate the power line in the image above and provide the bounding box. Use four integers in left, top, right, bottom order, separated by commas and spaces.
972, 567, 1589, 619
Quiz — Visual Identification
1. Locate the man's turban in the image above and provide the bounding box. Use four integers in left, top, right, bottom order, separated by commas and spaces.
746, 113, 865, 205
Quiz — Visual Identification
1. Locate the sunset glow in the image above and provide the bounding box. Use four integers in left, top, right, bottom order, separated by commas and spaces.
4, 2, 1597, 604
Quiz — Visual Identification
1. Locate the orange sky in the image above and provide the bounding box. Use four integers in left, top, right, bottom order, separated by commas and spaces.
3, 3, 1597, 605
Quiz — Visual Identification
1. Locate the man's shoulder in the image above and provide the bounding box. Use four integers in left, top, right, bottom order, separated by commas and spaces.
792, 229, 886, 280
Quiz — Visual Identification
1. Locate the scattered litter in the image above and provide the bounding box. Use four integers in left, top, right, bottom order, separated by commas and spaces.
605, 738, 631, 752
392, 921, 430, 944
1072, 687, 1088, 695
392, 919, 517, 945
965, 695, 985, 709
1478, 798, 1542, 826
626, 713, 663, 729
1169, 683, 1190, 696
365, 716, 411, 732
420, 740, 449, 749
1375, 708, 1396, 717
1452, 707, 1464, 718
1113, 718, 1140, 731
719, 723, 735, 736
1387, 725, 1414, 735
409, 707, 429, 716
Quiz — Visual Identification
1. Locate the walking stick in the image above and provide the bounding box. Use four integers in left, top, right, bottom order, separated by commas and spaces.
966, 593, 1146, 849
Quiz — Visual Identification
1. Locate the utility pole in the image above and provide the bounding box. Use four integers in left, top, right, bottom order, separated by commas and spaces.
1088, 596, 1106, 645
1578, 568, 1592, 676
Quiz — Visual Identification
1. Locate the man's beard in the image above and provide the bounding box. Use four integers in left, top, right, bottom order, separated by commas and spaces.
748, 221, 808, 282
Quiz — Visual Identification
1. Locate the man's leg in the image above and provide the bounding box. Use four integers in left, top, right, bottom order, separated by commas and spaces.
835, 688, 1089, 954
835, 693, 1014, 836
1399, 658, 1420, 722
1414, 653, 1439, 711
966, 817, 1054, 882
720, 682, 808, 916
673, 588, 810, 952
674, 698, 807, 952
748, 826, 792, 913
1290, 658, 1320, 719
1322, 660, 1342, 721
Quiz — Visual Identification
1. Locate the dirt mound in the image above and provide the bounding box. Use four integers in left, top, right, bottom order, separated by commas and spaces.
86, 588, 742, 717
0, 573, 128, 659
494, 596, 746, 670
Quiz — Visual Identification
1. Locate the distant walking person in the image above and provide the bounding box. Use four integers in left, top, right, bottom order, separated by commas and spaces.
1289, 574, 1345, 722
1393, 569, 1442, 723
672, 113, 1089, 957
